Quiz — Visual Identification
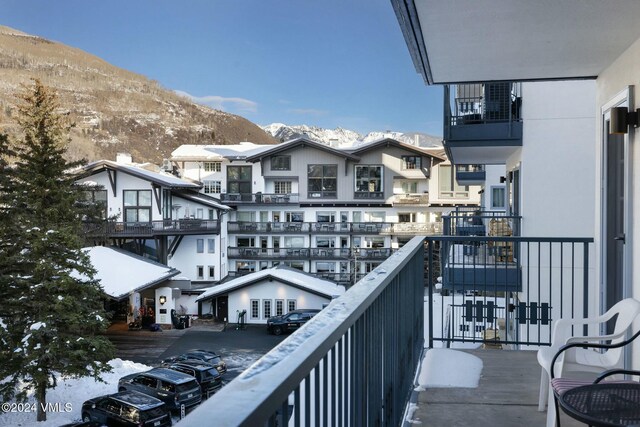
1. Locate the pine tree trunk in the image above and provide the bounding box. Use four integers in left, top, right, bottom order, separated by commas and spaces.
36, 385, 46, 422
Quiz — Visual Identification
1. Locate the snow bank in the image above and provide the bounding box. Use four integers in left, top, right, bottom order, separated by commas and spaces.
418, 349, 482, 388
0, 359, 151, 426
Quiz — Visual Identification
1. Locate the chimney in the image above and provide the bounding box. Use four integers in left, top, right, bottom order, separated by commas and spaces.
116, 153, 132, 164
414, 134, 420, 146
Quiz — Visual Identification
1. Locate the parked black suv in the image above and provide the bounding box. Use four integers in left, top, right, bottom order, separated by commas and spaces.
81, 390, 171, 427
163, 349, 227, 375
163, 359, 223, 398
118, 367, 201, 411
266, 309, 321, 335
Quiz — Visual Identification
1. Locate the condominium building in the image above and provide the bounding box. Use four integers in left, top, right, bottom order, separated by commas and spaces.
171, 137, 481, 285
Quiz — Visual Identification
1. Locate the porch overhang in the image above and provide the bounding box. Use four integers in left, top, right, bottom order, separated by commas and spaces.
392, 0, 640, 84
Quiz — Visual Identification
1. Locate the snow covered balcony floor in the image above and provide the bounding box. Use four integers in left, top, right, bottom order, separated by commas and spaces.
413, 348, 583, 427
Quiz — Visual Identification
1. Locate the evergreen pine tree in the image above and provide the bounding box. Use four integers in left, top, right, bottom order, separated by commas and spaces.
2, 79, 115, 422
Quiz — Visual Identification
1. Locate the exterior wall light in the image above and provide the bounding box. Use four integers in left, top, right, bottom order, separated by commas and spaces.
159, 296, 167, 305
610, 106, 639, 134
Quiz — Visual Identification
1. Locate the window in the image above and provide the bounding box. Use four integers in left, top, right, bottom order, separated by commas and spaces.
250, 300, 259, 319
208, 239, 215, 253
316, 237, 335, 248
402, 156, 422, 170
236, 261, 256, 272
123, 190, 152, 222
227, 165, 252, 194
82, 189, 108, 219
365, 237, 385, 248
285, 212, 304, 222
308, 164, 337, 198
263, 300, 272, 319
271, 155, 291, 171
401, 181, 418, 194
237, 211, 255, 222
287, 299, 297, 312
203, 162, 221, 172
208, 266, 215, 278
367, 211, 386, 222
355, 165, 383, 199
284, 261, 304, 271
197, 239, 204, 253
275, 300, 284, 316
491, 186, 506, 209
203, 180, 221, 194
316, 212, 336, 223
274, 181, 292, 194
398, 213, 416, 223
196, 208, 203, 219
316, 262, 336, 273
284, 236, 304, 248
439, 165, 469, 198
197, 266, 204, 279
237, 237, 255, 247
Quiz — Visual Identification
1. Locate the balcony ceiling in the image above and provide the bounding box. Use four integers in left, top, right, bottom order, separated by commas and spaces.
404, 0, 640, 83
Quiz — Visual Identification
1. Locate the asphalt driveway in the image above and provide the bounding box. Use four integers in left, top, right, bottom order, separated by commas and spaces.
108, 324, 287, 380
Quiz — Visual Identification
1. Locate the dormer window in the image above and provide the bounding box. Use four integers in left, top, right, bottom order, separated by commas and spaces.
271, 155, 291, 171
402, 156, 421, 170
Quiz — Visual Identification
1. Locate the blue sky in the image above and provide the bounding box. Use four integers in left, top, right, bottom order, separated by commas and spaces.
1, 0, 443, 136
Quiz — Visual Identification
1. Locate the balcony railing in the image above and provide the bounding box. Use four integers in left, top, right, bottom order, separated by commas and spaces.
455, 164, 486, 185
425, 235, 594, 348
392, 193, 430, 205
443, 82, 523, 164
354, 191, 384, 199
183, 237, 425, 426
228, 247, 393, 260
219, 193, 300, 204
228, 222, 401, 235
443, 210, 520, 238
83, 219, 221, 237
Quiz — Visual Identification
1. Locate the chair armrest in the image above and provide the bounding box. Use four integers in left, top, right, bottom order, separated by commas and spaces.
594, 369, 640, 384
551, 328, 640, 379
565, 329, 629, 344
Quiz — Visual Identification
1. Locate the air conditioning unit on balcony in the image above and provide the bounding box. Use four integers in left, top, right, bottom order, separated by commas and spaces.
161, 159, 173, 172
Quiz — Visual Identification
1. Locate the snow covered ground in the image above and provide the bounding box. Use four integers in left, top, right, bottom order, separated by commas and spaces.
0, 359, 151, 426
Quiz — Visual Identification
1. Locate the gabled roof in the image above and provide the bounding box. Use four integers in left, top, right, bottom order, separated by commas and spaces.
173, 191, 232, 211
348, 138, 446, 160
196, 266, 345, 301
244, 137, 360, 162
82, 246, 180, 300
171, 143, 274, 161
83, 160, 201, 189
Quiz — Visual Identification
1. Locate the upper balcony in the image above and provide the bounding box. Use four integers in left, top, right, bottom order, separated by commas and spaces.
219, 192, 299, 205
83, 219, 221, 238
444, 82, 523, 165
456, 164, 486, 185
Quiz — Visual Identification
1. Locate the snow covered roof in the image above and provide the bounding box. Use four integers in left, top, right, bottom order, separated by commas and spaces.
196, 266, 345, 302
173, 191, 231, 211
244, 137, 360, 162
348, 138, 447, 160
171, 142, 275, 161
83, 160, 201, 189
83, 246, 180, 300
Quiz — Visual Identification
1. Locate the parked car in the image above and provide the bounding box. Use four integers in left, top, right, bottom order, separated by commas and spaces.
163, 358, 223, 398
266, 309, 321, 335
163, 349, 227, 375
118, 367, 201, 411
80, 390, 171, 427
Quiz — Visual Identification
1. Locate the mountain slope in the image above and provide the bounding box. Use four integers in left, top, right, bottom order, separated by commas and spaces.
0, 25, 277, 163
262, 123, 442, 148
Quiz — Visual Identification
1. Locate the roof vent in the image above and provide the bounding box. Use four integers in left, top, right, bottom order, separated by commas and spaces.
116, 153, 132, 164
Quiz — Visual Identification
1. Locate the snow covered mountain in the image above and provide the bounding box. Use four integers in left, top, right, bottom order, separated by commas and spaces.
262, 123, 442, 148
